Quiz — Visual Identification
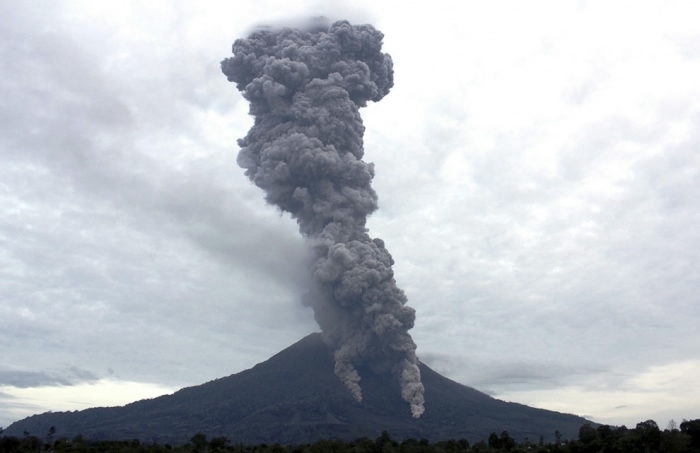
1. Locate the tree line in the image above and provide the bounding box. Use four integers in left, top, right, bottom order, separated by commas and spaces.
1, 418, 699, 453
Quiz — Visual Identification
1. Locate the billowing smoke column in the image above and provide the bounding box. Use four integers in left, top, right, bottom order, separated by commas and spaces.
221, 20, 425, 418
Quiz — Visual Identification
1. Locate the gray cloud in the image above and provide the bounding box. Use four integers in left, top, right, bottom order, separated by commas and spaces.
419, 352, 607, 393
221, 20, 424, 417
0, 2, 315, 393
0, 367, 99, 388
0, 393, 42, 418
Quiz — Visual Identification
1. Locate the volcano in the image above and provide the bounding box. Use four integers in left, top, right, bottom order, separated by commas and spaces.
4, 333, 590, 444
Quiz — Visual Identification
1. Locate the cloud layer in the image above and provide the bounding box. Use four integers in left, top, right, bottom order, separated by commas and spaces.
1, 0, 699, 430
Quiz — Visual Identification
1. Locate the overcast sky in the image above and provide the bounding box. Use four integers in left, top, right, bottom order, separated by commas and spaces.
2, 0, 699, 432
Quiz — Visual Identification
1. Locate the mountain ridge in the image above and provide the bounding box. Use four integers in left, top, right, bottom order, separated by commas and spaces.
4, 333, 591, 444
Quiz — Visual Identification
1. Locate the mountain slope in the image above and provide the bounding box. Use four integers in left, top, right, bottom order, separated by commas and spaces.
4, 333, 590, 444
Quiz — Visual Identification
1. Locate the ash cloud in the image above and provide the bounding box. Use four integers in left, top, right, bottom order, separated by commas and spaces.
221, 20, 425, 417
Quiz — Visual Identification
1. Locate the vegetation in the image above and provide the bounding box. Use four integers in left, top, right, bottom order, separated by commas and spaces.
2, 418, 699, 453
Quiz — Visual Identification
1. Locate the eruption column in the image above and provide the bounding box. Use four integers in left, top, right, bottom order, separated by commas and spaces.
222, 19, 425, 417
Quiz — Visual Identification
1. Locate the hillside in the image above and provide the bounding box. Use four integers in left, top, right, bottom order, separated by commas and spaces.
4, 333, 591, 444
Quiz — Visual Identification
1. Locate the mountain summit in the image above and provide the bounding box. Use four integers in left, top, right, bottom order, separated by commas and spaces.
4, 333, 590, 444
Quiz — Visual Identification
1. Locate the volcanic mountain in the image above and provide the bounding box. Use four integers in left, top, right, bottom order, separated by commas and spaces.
4, 333, 590, 445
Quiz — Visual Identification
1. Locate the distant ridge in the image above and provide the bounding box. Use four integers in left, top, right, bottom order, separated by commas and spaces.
4, 333, 591, 444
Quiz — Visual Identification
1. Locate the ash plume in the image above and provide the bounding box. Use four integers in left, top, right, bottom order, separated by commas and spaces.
221, 19, 425, 418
